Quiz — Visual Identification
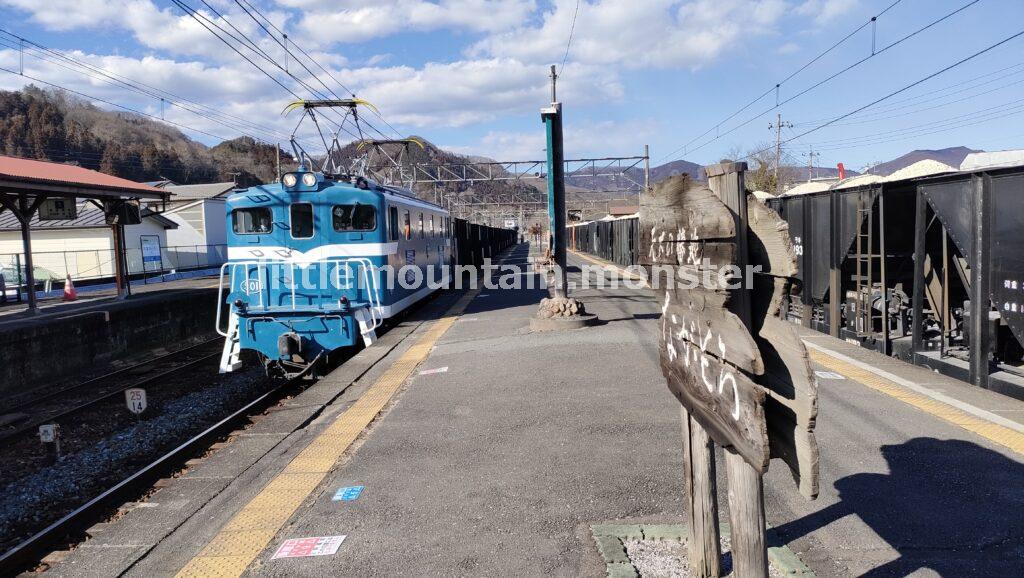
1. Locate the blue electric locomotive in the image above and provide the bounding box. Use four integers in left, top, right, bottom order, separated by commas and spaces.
217, 166, 452, 376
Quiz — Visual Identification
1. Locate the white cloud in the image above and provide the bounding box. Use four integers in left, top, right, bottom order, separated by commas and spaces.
344, 59, 623, 128
285, 0, 535, 44
777, 41, 800, 54
456, 119, 656, 160
795, 0, 859, 25
1, 0, 301, 62
471, 0, 790, 69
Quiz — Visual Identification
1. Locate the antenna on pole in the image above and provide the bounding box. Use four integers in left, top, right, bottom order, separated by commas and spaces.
550, 64, 558, 103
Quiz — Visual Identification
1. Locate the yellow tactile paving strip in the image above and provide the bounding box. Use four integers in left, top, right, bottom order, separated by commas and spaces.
175, 291, 477, 577
568, 250, 647, 283
809, 349, 1024, 456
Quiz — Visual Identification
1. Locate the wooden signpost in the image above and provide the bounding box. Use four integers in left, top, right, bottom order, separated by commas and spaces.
641, 163, 818, 577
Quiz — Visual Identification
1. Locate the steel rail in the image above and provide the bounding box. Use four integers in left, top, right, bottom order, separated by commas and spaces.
4, 338, 223, 415
0, 365, 316, 575
0, 350, 223, 444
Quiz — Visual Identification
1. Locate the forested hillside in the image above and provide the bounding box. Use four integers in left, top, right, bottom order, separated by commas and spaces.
0, 86, 290, 185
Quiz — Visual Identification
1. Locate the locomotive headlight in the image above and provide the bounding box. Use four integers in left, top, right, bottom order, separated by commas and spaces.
282, 173, 298, 188
301, 172, 317, 187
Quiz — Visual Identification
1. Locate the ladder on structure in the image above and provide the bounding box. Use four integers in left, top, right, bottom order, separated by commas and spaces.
219, 311, 243, 373
854, 191, 883, 337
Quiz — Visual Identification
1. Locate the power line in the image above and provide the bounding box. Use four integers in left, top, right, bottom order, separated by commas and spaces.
799, 97, 1024, 149
231, 0, 401, 140
0, 31, 303, 146
657, 0, 904, 163
791, 60, 1024, 126
0, 65, 237, 142
560, 0, 581, 73
172, 0, 379, 145
742, 27, 1024, 163
662, 0, 980, 163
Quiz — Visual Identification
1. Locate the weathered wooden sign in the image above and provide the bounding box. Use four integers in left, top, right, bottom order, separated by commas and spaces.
640, 172, 818, 497
641, 166, 817, 577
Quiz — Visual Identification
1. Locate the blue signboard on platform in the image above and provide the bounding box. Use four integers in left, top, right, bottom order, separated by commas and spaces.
332, 486, 364, 502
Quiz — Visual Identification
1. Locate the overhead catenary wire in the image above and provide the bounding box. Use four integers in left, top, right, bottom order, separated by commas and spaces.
560, 0, 581, 73
790, 60, 1024, 126
0, 31, 306, 147
663, 0, 983, 163
233, 0, 404, 140
0, 65, 238, 142
657, 0, 905, 163
740, 27, 1024, 163
169, 0, 360, 147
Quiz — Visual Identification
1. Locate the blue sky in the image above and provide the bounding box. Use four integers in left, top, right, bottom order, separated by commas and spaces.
0, 0, 1022, 172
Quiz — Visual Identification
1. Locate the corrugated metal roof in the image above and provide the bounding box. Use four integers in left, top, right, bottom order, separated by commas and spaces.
162, 182, 236, 200
0, 155, 167, 197
0, 205, 177, 231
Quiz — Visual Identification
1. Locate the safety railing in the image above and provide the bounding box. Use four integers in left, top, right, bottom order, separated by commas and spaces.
216, 258, 382, 337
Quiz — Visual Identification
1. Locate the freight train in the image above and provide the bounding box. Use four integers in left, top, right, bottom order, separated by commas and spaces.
569, 156, 1024, 399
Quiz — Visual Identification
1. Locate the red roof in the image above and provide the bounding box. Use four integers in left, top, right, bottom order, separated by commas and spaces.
0, 155, 167, 198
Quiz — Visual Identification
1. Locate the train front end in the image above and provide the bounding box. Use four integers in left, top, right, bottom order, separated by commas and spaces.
218, 168, 384, 377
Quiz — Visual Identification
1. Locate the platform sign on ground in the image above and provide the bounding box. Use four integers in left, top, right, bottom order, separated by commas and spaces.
418, 367, 449, 375
125, 388, 147, 414
814, 371, 845, 380
333, 486, 364, 501
271, 535, 346, 559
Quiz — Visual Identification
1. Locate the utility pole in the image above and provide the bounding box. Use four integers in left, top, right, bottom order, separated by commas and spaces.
769, 113, 792, 195
802, 147, 820, 182
276, 143, 282, 182
542, 64, 567, 298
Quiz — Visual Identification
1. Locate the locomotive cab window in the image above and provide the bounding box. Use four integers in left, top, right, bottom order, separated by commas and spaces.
429, 215, 435, 237
290, 203, 314, 239
403, 210, 411, 240
388, 206, 399, 240
233, 207, 273, 234
332, 204, 376, 232
418, 213, 424, 238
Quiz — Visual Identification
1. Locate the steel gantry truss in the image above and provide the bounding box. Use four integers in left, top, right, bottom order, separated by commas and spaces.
360, 153, 651, 224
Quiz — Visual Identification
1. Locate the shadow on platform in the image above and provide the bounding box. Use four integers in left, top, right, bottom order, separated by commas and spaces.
770, 438, 1024, 576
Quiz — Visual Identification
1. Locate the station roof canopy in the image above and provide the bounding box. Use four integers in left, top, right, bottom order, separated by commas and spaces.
0, 155, 168, 200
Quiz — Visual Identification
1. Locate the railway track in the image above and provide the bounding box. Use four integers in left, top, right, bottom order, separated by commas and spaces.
0, 339, 223, 443
0, 365, 314, 574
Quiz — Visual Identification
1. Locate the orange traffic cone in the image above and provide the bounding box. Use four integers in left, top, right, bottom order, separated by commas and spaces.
62, 274, 77, 301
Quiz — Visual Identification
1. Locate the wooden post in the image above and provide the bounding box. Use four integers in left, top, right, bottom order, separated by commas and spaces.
682, 407, 721, 577
725, 449, 769, 577
707, 161, 769, 578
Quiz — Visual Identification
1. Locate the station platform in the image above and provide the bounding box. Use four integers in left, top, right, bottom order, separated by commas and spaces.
37, 245, 1024, 577
0, 275, 219, 324
0, 276, 221, 392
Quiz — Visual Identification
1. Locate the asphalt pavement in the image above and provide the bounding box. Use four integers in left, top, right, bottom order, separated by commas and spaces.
37, 244, 1024, 577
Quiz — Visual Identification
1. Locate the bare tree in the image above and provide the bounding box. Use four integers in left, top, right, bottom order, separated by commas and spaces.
743, 141, 798, 194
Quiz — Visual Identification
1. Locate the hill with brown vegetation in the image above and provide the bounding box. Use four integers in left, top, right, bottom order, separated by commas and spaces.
0, 86, 292, 185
